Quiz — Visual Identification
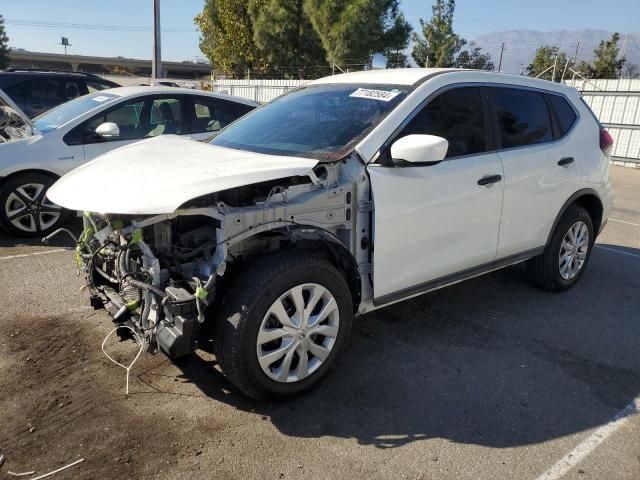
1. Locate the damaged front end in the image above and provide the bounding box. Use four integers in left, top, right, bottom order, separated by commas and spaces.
57, 156, 363, 360
72, 210, 225, 358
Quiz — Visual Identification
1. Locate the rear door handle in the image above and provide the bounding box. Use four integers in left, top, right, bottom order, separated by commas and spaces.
558, 157, 574, 166
477, 174, 502, 186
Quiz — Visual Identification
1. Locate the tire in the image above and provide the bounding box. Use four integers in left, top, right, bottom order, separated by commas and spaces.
213, 252, 353, 400
0, 172, 69, 237
527, 204, 594, 292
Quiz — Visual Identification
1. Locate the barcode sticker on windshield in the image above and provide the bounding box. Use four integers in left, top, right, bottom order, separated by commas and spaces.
92, 96, 111, 102
349, 88, 400, 102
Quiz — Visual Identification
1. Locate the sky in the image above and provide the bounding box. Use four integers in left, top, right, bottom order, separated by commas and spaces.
0, 0, 639, 62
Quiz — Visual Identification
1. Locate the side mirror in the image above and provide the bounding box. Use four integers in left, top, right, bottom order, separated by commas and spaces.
95, 122, 120, 138
390, 134, 449, 165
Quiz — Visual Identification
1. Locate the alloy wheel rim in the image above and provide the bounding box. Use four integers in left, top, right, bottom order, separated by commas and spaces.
558, 220, 589, 280
4, 183, 61, 233
256, 283, 340, 383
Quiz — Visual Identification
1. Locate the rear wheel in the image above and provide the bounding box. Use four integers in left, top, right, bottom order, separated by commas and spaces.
0, 172, 69, 237
213, 252, 353, 400
527, 204, 594, 291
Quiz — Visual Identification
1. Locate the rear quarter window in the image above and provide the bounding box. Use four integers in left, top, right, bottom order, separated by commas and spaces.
548, 94, 578, 137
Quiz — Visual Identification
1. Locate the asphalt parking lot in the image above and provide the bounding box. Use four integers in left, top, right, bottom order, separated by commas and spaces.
0, 165, 639, 480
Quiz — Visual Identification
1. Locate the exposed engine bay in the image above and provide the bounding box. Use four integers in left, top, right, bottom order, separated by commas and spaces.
0, 104, 32, 143
60, 156, 370, 359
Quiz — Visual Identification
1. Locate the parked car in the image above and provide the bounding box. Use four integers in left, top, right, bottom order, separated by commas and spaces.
48, 68, 614, 400
0, 86, 258, 235
0, 69, 120, 117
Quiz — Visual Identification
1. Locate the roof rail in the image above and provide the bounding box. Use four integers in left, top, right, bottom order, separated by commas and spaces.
3, 68, 103, 78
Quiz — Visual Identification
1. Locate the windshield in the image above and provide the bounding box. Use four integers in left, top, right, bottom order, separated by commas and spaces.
33, 92, 120, 133
210, 84, 410, 161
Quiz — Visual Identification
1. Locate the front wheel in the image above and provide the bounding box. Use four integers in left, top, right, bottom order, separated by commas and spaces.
213, 253, 353, 400
527, 204, 594, 291
0, 172, 69, 237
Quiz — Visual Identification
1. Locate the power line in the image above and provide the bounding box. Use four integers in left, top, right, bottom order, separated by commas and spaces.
4, 18, 195, 33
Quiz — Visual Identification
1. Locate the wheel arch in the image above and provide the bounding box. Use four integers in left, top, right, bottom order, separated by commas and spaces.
0, 168, 60, 186
546, 188, 604, 247
231, 225, 362, 313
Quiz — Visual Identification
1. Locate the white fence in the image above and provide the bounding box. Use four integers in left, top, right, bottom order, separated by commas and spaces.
565, 78, 640, 92
567, 79, 640, 166
211, 79, 310, 103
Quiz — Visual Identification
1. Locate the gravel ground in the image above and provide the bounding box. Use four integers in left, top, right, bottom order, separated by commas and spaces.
0, 166, 638, 480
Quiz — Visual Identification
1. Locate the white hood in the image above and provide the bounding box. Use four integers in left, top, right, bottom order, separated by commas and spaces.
48, 135, 318, 214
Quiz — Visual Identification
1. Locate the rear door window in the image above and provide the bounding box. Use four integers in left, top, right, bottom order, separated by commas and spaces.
190, 97, 254, 133
397, 86, 488, 158
492, 87, 553, 148
148, 97, 184, 136
548, 94, 578, 137
86, 80, 116, 93
61, 80, 82, 101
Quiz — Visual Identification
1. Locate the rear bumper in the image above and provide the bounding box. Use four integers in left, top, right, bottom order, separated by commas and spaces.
599, 187, 615, 235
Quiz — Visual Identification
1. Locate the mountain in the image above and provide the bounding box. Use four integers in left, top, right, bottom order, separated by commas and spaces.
470, 30, 640, 75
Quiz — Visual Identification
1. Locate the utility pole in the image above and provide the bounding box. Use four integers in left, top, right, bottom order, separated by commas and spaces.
151, 0, 162, 83
498, 43, 505, 72
551, 54, 558, 82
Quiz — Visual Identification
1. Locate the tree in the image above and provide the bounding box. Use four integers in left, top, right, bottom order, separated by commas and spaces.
622, 63, 640, 79
381, 11, 412, 68
526, 45, 569, 81
248, 0, 325, 78
0, 16, 10, 70
194, 0, 263, 78
411, 0, 464, 68
304, 0, 411, 68
455, 43, 494, 70
590, 32, 626, 79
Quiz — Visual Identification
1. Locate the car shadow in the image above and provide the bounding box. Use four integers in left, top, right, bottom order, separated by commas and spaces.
145, 243, 640, 449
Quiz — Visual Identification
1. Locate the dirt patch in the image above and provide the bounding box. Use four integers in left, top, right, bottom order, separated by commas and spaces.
0, 312, 211, 479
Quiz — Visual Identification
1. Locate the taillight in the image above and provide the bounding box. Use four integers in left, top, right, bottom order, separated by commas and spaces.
600, 128, 614, 156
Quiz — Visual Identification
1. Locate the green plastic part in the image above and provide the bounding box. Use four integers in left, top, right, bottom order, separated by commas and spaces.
75, 225, 95, 267
130, 229, 143, 244
195, 286, 208, 301
126, 300, 140, 311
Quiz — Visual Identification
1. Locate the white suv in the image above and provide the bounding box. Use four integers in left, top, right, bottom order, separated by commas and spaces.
48, 68, 614, 400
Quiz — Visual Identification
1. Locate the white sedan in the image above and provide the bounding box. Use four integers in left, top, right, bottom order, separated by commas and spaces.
0, 86, 257, 236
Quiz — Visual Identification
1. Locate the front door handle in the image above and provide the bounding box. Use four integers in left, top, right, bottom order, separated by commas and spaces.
477, 174, 502, 186
558, 157, 574, 166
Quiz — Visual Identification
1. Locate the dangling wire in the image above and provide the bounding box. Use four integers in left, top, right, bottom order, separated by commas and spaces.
101, 326, 144, 395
